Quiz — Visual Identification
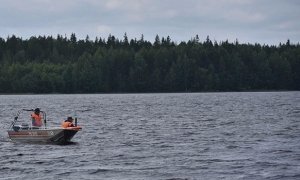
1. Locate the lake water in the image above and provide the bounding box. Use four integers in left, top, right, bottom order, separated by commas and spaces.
0, 92, 300, 179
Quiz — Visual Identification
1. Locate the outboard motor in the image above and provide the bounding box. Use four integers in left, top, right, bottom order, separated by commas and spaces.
13, 125, 21, 132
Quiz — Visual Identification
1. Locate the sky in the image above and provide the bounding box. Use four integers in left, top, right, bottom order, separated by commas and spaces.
0, 0, 299, 45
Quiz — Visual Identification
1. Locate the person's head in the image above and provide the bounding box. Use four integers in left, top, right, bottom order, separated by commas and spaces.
67, 117, 73, 122
34, 108, 40, 114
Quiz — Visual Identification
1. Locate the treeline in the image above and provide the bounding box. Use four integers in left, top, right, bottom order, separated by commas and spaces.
0, 34, 299, 93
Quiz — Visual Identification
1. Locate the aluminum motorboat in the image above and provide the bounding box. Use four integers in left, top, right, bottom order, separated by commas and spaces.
7, 109, 82, 144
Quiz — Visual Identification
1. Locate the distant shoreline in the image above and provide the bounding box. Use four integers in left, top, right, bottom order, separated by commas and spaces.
0, 90, 298, 96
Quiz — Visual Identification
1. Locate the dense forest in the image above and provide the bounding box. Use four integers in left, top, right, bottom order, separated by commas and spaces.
0, 34, 299, 93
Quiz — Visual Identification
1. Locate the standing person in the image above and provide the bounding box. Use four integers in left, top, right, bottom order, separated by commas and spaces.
61, 117, 75, 128
31, 108, 43, 127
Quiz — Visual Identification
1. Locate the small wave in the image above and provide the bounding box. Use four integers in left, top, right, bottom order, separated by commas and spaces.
266, 149, 294, 154
226, 145, 238, 149
88, 168, 111, 174
255, 161, 279, 167
219, 121, 235, 126
221, 132, 235, 136
265, 174, 300, 179
0, 167, 10, 170
34, 161, 45, 164
201, 118, 215, 122
55, 171, 73, 176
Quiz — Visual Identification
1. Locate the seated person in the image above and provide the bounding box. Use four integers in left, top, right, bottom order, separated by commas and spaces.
31, 108, 43, 127
62, 117, 75, 128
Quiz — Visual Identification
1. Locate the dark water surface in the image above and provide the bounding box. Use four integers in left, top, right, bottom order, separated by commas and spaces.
0, 92, 300, 179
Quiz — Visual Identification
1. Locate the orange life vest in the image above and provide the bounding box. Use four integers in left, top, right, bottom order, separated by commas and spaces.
31, 113, 42, 127
61, 121, 74, 128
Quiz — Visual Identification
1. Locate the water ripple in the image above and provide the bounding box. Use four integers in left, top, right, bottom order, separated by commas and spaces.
0, 92, 300, 179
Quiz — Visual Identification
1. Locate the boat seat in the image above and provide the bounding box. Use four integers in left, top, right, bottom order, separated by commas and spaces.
21, 123, 29, 130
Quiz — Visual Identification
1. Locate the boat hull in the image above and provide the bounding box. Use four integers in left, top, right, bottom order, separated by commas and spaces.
7, 127, 81, 144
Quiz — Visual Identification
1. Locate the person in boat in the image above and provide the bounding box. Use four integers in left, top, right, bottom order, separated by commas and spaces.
31, 108, 43, 127
62, 117, 75, 128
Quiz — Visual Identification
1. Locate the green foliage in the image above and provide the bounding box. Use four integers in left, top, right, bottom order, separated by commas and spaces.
0, 34, 299, 93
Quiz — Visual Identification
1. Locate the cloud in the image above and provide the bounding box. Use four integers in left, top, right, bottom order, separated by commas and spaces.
104, 0, 147, 11
0, 0, 299, 45
223, 10, 265, 23
96, 25, 112, 34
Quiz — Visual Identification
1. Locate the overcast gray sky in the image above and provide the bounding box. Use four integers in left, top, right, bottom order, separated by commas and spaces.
0, 0, 299, 45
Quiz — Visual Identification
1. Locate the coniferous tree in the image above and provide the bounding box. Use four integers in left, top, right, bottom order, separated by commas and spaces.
0, 34, 298, 93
